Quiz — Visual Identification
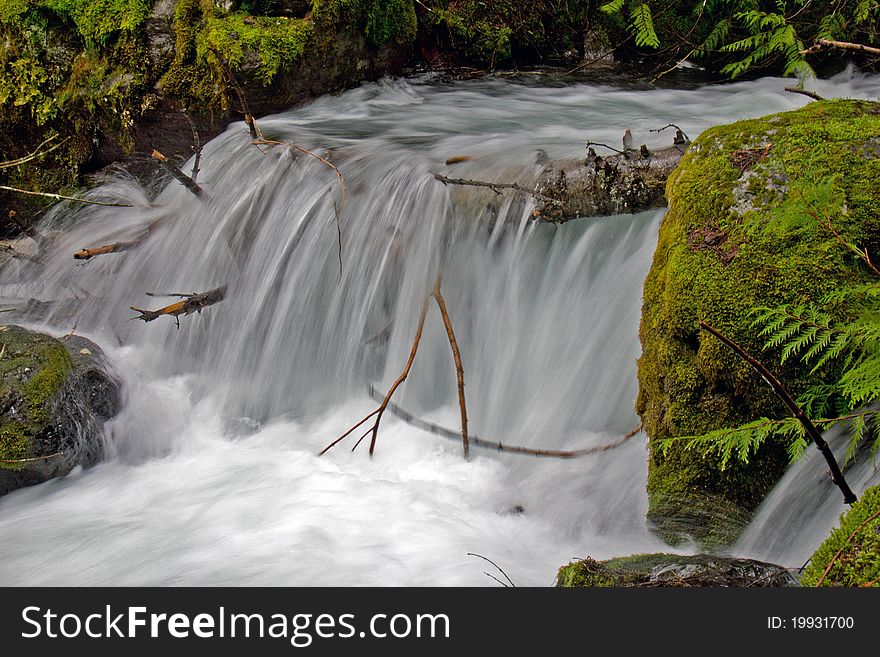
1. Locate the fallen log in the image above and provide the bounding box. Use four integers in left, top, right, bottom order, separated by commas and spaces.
130, 285, 226, 325
534, 135, 689, 222
74, 241, 140, 260
433, 130, 689, 224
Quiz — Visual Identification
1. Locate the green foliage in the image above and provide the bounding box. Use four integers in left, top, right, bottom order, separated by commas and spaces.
197, 13, 313, 84
599, 0, 659, 49
802, 484, 880, 586
601, 0, 880, 78
313, 0, 416, 46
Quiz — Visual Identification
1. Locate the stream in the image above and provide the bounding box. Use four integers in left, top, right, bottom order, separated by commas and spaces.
1, 69, 879, 585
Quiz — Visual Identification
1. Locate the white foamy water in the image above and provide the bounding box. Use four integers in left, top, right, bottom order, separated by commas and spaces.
1, 69, 879, 585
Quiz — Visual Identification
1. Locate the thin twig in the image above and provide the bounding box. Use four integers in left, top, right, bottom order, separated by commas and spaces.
182, 111, 202, 183
0, 452, 62, 465
0, 135, 69, 169
815, 508, 880, 586
467, 552, 516, 587
585, 141, 627, 156
797, 190, 880, 277
209, 46, 261, 139
0, 185, 133, 207
433, 278, 469, 458
321, 294, 432, 457
433, 174, 563, 206
649, 124, 691, 143
699, 321, 857, 505
254, 139, 347, 278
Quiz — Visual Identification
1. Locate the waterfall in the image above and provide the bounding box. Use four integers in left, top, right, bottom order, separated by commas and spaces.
2, 71, 879, 585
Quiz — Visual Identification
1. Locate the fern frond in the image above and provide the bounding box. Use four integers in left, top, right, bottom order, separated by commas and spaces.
629, 2, 659, 49
599, 0, 626, 15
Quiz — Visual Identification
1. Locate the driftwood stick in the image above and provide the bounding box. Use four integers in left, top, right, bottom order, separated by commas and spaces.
433, 278, 469, 458
699, 321, 857, 504
321, 294, 431, 457
130, 285, 226, 324
151, 150, 202, 197
74, 241, 140, 260
369, 386, 642, 459
0, 185, 133, 207
784, 87, 825, 101
801, 39, 880, 57
433, 174, 563, 207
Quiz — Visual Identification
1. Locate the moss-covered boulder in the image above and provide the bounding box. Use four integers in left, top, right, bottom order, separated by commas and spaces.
556, 553, 799, 587
801, 484, 880, 587
637, 99, 880, 547
0, 325, 120, 495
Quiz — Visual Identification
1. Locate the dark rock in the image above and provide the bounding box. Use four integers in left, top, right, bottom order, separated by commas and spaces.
0, 325, 121, 495
557, 553, 800, 587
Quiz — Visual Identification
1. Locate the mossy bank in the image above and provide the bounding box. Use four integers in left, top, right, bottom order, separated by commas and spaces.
0, 324, 120, 494
637, 99, 880, 547
802, 483, 880, 587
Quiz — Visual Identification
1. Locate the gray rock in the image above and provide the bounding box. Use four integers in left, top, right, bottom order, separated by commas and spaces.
0, 325, 121, 495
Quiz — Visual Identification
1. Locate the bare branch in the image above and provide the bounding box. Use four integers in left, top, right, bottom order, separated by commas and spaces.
182, 112, 202, 183
784, 86, 825, 102
0, 185, 133, 208
649, 124, 691, 143
801, 39, 880, 57
321, 294, 431, 457
0, 135, 69, 169
699, 321, 857, 505
433, 173, 563, 207
433, 278, 469, 458
370, 386, 642, 459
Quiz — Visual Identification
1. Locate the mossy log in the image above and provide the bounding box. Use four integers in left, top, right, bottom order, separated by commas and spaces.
636, 99, 880, 547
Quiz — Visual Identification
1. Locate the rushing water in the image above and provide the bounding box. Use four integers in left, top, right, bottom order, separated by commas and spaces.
1, 70, 879, 586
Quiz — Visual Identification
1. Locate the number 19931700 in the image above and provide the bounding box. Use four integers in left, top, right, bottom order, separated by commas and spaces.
768, 616, 854, 629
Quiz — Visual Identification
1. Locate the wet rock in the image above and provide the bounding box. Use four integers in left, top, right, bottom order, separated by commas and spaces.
0, 325, 120, 495
556, 553, 800, 587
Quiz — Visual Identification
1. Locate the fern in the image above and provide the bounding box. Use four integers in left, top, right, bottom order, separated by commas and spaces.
629, 2, 659, 49
599, 0, 625, 15
658, 417, 805, 469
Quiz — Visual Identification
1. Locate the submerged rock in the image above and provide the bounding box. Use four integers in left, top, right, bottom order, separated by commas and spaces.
637, 99, 880, 547
556, 553, 799, 587
0, 325, 120, 495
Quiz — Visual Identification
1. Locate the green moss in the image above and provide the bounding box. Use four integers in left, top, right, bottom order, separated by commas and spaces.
802, 485, 880, 587
0, 326, 73, 468
197, 12, 313, 84
556, 558, 624, 587
637, 100, 880, 546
